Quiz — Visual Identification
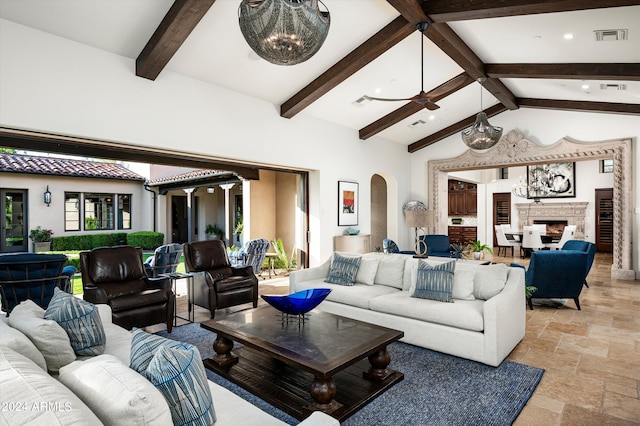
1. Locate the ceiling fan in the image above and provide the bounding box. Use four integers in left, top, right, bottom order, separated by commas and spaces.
363, 22, 439, 111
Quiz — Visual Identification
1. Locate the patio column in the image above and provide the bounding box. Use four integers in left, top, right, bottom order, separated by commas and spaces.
220, 183, 235, 247
183, 188, 195, 243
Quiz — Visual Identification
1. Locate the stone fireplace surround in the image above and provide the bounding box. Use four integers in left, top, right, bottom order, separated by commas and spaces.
516, 202, 588, 239
427, 130, 633, 280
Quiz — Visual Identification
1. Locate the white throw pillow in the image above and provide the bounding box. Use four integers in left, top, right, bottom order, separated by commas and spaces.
355, 254, 381, 285
452, 269, 476, 300
59, 354, 173, 426
374, 255, 406, 289
473, 263, 509, 300
7, 299, 75, 373
0, 315, 47, 371
0, 346, 101, 425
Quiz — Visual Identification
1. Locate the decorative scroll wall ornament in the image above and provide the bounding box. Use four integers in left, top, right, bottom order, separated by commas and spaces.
427, 130, 633, 279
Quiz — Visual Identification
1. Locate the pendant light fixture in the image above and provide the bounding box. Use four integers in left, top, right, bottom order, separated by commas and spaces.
238, 0, 330, 66
461, 78, 503, 150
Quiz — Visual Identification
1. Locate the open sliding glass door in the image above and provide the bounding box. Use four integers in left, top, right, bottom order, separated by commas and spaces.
1, 189, 28, 253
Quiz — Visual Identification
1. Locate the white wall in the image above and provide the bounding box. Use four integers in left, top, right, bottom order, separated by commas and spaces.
1, 173, 147, 248
411, 108, 640, 275
0, 19, 413, 265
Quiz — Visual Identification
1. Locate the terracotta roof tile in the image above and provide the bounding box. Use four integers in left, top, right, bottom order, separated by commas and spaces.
147, 169, 233, 185
0, 153, 145, 181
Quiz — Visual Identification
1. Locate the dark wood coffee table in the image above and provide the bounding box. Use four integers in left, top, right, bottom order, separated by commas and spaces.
200, 306, 404, 422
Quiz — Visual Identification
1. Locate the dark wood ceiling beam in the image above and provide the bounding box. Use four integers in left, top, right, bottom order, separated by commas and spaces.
421, 0, 640, 22
408, 104, 507, 153
0, 128, 261, 180
359, 72, 475, 140
518, 98, 640, 115
280, 16, 415, 118
136, 0, 216, 81
486, 63, 640, 80
386, 0, 519, 110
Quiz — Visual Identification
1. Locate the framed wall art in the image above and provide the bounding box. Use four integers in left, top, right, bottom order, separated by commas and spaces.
527, 162, 575, 199
338, 181, 358, 226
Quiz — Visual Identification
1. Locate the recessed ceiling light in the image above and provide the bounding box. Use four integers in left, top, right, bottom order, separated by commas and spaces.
563, 33, 574, 40
581, 83, 590, 90
429, 115, 435, 121
374, 88, 382, 94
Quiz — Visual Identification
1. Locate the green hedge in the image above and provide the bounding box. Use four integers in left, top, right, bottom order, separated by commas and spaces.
126, 232, 164, 250
52, 233, 128, 251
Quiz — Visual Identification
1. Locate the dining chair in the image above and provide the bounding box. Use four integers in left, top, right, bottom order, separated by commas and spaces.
546, 225, 577, 250
531, 224, 547, 235
521, 226, 545, 258
494, 225, 521, 257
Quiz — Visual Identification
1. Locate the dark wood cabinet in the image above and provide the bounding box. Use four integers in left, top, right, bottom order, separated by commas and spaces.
595, 188, 613, 253
448, 180, 477, 216
448, 226, 477, 245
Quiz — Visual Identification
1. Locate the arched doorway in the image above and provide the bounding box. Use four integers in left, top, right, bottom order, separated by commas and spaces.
370, 174, 387, 252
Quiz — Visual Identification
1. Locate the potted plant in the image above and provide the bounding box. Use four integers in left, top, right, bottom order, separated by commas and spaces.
466, 240, 493, 260
205, 224, 223, 240
29, 226, 53, 253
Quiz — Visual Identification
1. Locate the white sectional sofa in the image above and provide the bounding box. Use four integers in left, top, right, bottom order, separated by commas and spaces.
0, 302, 339, 426
290, 253, 526, 367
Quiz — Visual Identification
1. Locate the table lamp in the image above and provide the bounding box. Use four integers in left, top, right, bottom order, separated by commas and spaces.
405, 210, 435, 258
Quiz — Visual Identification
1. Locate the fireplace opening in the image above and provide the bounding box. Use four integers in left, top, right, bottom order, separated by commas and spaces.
533, 220, 569, 237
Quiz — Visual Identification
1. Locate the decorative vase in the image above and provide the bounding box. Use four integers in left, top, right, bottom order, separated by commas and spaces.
33, 241, 51, 253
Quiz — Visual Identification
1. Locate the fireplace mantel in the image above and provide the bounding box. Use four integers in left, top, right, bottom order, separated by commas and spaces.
515, 202, 588, 239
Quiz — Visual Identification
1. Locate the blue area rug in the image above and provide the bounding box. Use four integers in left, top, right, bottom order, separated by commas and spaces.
158, 323, 543, 426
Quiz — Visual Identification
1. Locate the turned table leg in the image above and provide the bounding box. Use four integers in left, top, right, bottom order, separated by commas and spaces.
306, 376, 342, 413
363, 346, 393, 381
210, 335, 238, 367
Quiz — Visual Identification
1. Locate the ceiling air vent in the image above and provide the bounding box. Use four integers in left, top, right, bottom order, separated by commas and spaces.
600, 83, 627, 91
593, 29, 628, 41
408, 119, 427, 128
352, 96, 372, 107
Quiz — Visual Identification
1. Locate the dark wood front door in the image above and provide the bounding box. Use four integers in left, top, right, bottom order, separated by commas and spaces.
595, 188, 613, 253
492, 192, 511, 247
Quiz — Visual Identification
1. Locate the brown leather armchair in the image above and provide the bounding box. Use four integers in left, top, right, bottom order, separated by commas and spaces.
80, 246, 175, 332
183, 240, 258, 319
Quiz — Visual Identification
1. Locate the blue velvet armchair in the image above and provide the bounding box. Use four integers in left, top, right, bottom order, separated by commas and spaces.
562, 240, 596, 287
514, 250, 589, 310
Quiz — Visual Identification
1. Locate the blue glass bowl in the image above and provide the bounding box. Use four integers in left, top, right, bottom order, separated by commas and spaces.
261, 288, 332, 315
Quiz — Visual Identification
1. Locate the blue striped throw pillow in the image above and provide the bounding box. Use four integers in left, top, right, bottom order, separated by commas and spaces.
44, 287, 106, 356
325, 252, 361, 286
130, 328, 193, 374
413, 260, 456, 302
147, 345, 216, 426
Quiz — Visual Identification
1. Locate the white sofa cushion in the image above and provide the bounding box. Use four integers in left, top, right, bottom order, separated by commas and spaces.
325, 282, 399, 309
0, 346, 101, 425
452, 268, 476, 301
355, 253, 381, 285
474, 263, 509, 300
374, 255, 406, 289
369, 291, 485, 332
59, 354, 173, 426
7, 299, 76, 374
0, 315, 47, 371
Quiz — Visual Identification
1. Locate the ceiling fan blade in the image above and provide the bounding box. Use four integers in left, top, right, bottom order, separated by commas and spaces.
423, 102, 440, 111
364, 95, 415, 102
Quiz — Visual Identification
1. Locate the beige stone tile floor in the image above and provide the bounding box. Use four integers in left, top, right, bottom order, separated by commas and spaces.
157, 254, 639, 425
